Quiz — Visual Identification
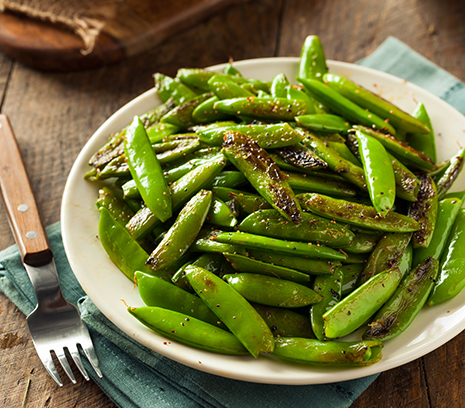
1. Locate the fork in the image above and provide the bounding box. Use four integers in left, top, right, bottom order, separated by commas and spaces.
0, 114, 102, 386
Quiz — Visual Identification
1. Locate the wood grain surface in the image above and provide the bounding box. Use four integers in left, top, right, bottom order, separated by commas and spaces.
0, 0, 464, 406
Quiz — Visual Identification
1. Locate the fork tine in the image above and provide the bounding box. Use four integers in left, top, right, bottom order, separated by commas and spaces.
37, 349, 63, 387
57, 349, 77, 384
68, 344, 89, 381
79, 338, 103, 378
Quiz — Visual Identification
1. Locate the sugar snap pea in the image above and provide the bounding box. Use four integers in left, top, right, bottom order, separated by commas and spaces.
96, 187, 134, 226
298, 35, 328, 82
340, 264, 364, 297
161, 93, 213, 128
408, 102, 437, 162
270, 74, 290, 98
287, 86, 316, 114
286, 171, 357, 198
206, 198, 237, 227
436, 148, 465, 199
192, 96, 231, 123
295, 114, 351, 134
340, 231, 383, 254
154, 73, 198, 105
272, 142, 328, 172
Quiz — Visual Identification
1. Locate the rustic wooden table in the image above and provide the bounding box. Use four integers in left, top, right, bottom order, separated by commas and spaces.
0, 0, 464, 406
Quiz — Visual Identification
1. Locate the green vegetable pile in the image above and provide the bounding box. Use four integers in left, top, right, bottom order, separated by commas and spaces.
85, 35, 465, 367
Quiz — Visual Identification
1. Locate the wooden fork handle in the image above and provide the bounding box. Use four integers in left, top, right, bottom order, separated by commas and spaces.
0, 114, 52, 266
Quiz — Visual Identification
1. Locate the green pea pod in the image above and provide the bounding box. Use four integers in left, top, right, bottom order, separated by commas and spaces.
214, 231, 346, 260
252, 304, 315, 338
358, 232, 412, 286
160, 93, 213, 128
341, 232, 383, 254
154, 73, 198, 105
176, 68, 216, 91
96, 155, 130, 180
197, 123, 304, 149
311, 268, 344, 340
270, 73, 290, 98
237, 209, 355, 247
228, 191, 272, 214
135, 271, 223, 327
208, 75, 255, 99
340, 264, 364, 297
295, 114, 351, 134
206, 198, 237, 228
96, 187, 134, 226
126, 154, 225, 239
287, 86, 316, 114
222, 131, 303, 223
301, 132, 367, 190
408, 102, 437, 162
356, 130, 396, 216
354, 126, 437, 172
128, 306, 248, 355
214, 97, 307, 121
323, 268, 402, 338
124, 116, 172, 222
363, 257, 439, 341
323, 73, 430, 135
436, 148, 465, 199
190, 228, 240, 254
207, 171, 248, 189
98, 208, 168, 281
325, 141, 361, 167
298, 193, 419, 232
273, 337, 383, 366
147, 190, 212, 270
247, 249, 340, 275
223, 252, 311, 284
398, 243, 413, 278
298, 35, 328, 81
192, 96, 231, 123
223, 63, 242, 77
146, 122, 180, 144
154, 138, 202, 165
342, 253, 368, 264
299, 78, 396, 134
443, 190, 465, 202
428, 209, 465, 306
408, 174, 438, 248
223, 273, 322, 307
286, 171, 357, 198
412, 198, 462, 268
185, 265, 274, 357
272, 142, 329, 172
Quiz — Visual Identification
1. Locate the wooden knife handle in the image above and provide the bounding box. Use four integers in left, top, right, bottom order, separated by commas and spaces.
0, 115, 52, 266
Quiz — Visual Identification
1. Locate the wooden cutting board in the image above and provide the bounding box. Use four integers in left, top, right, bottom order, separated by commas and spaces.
0, 0, 248, 72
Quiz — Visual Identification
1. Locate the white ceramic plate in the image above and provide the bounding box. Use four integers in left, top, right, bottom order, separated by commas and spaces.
61, 58, 465, 385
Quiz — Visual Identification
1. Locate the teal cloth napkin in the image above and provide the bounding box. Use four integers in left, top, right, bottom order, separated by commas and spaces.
1, 37, 464, 408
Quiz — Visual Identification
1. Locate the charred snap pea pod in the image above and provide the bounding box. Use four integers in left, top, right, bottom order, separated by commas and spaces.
299, 78, 396, 135
408, 102, 437, 162
298, 35, 328, 82
98, 208, 168, 281
363, 257, 439, 341
135, 271, 223, 327
295, 114, 351, 134
206, 198, 237, 228
408, 174, 438, 248
214, 97, 307, 122
354, 126, 437, 172
247, 249, 340, 275
340, 231, 383, 254
301, 132, 367, 190
223, 273, 322, 308
185, 265, 274, 357
428, 209, 465, 306
273, 338, 383, 366
228, 191, 272, 214
146, 190, 212, 271
412, 198, 462, 268
124, 117, 172, 222
323, 73, 430, 135
154, 138, 202, 165
126, 154, 225, 239
298, 193, 419, 232
223, 252, 311, 284
252, 303, 315, 338
222, 131, 303, 223
356, 130, 396, 216
214, 231, 347, 260
285, 171, 357, 198
323, 268, 402, 338
96, 187, 134, 226
325, 141, 361, 167
273, 142, 328, 171
358, 232, 412, 286
238, 209, 355, 247
154, 73, 198, 105
311, 268, 344, 340
340, 264, 364, 297
128, 306, 248, 355
160, 93, 213, 128
270, 73, 290, 98
197, 123, 304, 149
436, 148, 465, 199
